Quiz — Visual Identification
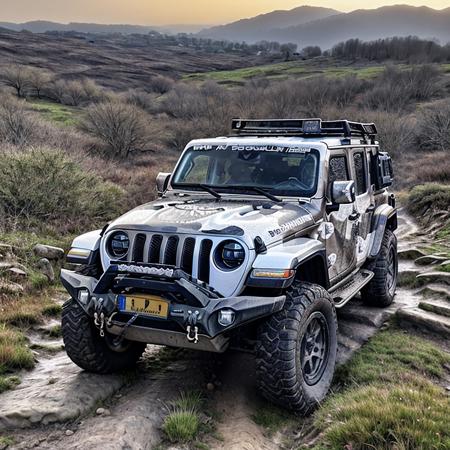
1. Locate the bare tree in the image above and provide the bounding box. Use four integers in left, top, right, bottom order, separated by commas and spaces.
416, 99, 450, 151
81, 100, 149, 158
0, 65, 31, 97
28, 68, 52, 99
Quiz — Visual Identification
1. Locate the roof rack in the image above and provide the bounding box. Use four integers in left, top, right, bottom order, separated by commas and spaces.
231, 118, 377, 140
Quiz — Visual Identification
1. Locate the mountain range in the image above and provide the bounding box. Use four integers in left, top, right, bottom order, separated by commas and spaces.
1, 5, 450, 49
199, 5, 450, 49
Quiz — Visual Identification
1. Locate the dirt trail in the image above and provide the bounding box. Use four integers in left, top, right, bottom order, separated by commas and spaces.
2, 209, 449, 450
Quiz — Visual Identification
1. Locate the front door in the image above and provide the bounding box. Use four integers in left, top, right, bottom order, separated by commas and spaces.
323, 153, 357, 282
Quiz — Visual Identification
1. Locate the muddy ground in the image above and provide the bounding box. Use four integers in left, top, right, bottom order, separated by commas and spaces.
1, 209, 449, 450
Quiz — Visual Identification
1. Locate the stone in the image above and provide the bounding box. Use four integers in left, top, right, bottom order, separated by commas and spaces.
96, 408, 105, 415
206, 382, 215, 391
415, 255, 449, 266
37, 258, 55, 283
397, 248, 427, 260
416, 271, 450, 286
397, 307, 450, 338
65, 430, 74, 436
0, 354, 124, 431
7, 267, 27, 280
0, 279, 24, 295
33, 244, 64, 261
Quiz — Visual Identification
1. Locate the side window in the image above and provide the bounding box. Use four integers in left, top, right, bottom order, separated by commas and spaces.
327, 155, 349, 199
353, 152, 367, 195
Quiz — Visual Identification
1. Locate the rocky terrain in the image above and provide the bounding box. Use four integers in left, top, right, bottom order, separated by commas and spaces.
0, 209, 449, 450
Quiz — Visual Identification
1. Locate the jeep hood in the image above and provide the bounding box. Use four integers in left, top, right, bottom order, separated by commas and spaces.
107, 198, 320, 248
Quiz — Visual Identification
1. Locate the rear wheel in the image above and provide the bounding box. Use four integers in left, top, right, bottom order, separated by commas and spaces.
62, 299, 146, 373
361, 229, 397, 307
256, 282, 337, 414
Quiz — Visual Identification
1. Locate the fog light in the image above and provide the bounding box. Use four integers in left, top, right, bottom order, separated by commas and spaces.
78, 289, 90, 305
218, 309, 235, 327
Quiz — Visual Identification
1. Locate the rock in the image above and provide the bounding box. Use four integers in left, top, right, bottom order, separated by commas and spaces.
206, 382, 215, 391
397, 307, 450, 338
65, 430, 74, 436
0, 261, 27, 272
96, 408, 105, 415
103, 409, 111, 416
7, 267, 27, 280
0, 279, 24, 295
397, 248, 427, 260
37, 258, 55, 283
416, 271, 450, 286
0, 354, 124, 431
33, 244, 64, 261
415, 255, 449, 266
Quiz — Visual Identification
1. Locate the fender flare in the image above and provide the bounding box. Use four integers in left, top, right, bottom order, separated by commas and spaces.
369, 205, 397, 258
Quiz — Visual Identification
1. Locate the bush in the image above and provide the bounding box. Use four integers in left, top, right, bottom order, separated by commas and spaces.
0, 96, 38, 147
81, 100, 150, 158
406, 183, 450, 219
148, 75, 174, 94
416, 99, 450, 150
0, 147, 124, 230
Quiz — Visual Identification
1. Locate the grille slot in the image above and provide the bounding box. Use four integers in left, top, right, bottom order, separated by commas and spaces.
181, 237, 196, 274
148, 234, 163, 263
198, 239, 213, 283
163, 236, 179, 266
132, 234, 146, 262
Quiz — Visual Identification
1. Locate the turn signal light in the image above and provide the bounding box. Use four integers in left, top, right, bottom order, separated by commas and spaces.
252, 269, 294, 279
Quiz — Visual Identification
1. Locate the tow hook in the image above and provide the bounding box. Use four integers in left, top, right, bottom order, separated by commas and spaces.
186, 310, 200, 344
94, 311, 105, 337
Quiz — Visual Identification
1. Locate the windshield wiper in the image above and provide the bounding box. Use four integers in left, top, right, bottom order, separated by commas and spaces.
197, 184, 222, 200
219, 185, 282, 203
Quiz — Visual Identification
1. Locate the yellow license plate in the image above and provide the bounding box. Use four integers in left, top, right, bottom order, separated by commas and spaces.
118, 294, 169, 318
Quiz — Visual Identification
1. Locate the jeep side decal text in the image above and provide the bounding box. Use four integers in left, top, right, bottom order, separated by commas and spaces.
268, 214, 313, 237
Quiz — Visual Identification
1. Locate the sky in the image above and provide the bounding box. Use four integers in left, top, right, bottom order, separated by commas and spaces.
0, 0, 449, 25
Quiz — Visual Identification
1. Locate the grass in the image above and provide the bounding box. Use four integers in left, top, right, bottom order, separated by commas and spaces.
309, 329, 450, 450
0, 436, 14, 448
162, 391, 203, 444
28, 99, 80, 126
0, 375, 20, 394
252, 403, 294, 436
47, 324, 62, 338
0, 324, 34, 375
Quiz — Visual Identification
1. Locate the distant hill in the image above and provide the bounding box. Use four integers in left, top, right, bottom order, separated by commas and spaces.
200, 5, 450, 49
0, 20, 207, 35
198, 6, 340, 43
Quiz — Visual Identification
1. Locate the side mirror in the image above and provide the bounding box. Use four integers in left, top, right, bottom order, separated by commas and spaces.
332, 180, 355, 204
156, 172, 171, 196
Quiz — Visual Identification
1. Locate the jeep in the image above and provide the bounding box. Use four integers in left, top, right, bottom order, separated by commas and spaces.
61, 118, 397, 414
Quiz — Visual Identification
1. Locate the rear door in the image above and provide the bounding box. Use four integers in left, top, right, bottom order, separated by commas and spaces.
349, 148, 373, 266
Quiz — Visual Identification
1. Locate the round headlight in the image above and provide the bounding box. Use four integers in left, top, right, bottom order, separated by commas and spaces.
215, 240, 245, 270
107, 231, 129, 259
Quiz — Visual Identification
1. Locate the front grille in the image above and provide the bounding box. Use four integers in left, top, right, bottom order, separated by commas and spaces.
129, 233, 212, 281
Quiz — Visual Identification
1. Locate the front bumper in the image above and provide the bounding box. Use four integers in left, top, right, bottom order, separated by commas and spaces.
61, 262, 285, 352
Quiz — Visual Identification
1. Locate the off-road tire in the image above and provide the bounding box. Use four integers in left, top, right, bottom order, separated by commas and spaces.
256, 282, 337, 415
62, 299, 146, 373
361, 229, 397, 307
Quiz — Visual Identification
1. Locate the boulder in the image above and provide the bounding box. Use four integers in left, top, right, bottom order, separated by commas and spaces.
37, 258, 55, 283
0, 279, 24, 295
33, 244, 64, 261
7, 267, 28, 280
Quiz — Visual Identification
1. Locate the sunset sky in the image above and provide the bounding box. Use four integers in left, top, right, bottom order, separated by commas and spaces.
0, 1, 449, 25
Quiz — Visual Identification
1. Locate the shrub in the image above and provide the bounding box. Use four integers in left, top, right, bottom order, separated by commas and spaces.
0, 147, 124, 230
0, 324, 35, 372
81, 100, 150, 158
0, 96, 38, 147
406, 183, 450, 219
416, 99, 450, 150
148, 75, 174, 94
0, 65, 31, 97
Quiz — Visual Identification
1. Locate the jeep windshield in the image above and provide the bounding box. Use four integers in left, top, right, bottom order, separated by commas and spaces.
171, 145, 320, 198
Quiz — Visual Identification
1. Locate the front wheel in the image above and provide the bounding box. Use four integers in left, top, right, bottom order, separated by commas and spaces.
62, 299, 146, 373
256, 282, 337, 414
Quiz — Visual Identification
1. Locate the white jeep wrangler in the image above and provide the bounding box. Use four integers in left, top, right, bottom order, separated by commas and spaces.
61, 119, 397, 413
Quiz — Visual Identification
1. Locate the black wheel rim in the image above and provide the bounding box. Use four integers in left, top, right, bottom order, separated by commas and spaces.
386, 246, 397, 296
300, 312, 329, 386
